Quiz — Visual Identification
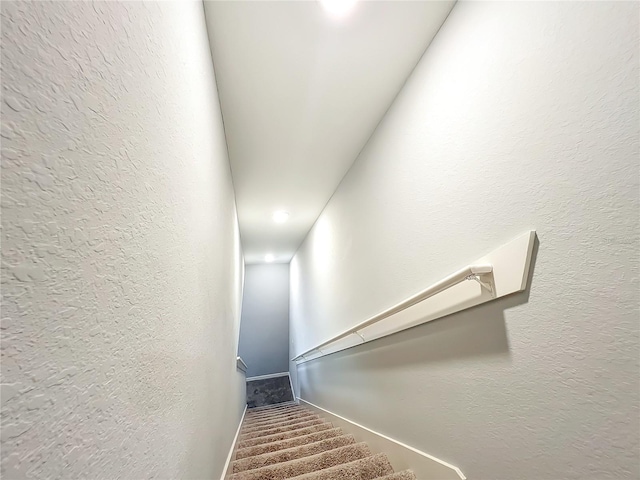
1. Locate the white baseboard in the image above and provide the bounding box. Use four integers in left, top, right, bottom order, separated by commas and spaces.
246, 371, 289, 381
298, 398, 465, 480
220, 404, 247, 480
288, 372, 298, 404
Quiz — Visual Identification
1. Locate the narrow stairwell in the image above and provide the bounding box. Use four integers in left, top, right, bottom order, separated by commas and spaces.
229, 402, 416, 480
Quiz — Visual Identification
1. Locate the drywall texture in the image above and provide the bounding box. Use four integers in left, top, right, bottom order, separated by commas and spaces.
1, 2, 246, 479
239, 264, 290, 378
291, 2, 639, 480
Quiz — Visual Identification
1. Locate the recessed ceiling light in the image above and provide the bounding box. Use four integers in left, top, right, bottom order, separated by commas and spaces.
272, 210, 289, 224
319, 0, 357, 18
265, 254, 275, 263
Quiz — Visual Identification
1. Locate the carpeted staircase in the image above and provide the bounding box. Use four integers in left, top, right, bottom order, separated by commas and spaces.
228, 402, 417, 480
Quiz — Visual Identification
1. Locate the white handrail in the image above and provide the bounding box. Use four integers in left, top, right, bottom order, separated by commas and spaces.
236, 356, 248, 372
291, 264, 493, 361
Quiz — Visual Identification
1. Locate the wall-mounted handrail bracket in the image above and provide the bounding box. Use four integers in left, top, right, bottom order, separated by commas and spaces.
465, 273, 494, 295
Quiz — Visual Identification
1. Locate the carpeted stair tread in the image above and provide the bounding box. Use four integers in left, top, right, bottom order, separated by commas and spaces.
249, 400, 299, 412
246, 407, 306, 418
244, 413, 320, 430
246, 408, 309, 420
246, 408, 313, 419
240, 418, 326, 440
241, 418, 325, 439
245, 408, 314, 421
287, 453, 394, 480
247, 405, 306, 418
247, 405, 305, 417
375, 471, 417, 479
228, 443, 372, 480
245, 413, 313, 428
243, 412, 315, 428
242, 415, 321, 433
232, 435, 357, 473
245, 409, 311, 424
235, 428, 345, 460
232, 403, 413, 479
248, 402, 298, 412
237, 423, 334, 449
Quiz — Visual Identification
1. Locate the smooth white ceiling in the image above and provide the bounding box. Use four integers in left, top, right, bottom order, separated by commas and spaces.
204, 1, 455, 264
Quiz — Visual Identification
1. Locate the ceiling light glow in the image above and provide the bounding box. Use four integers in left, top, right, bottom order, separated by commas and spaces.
319, 0, 357, 18
265, 254, 275, 263
272, 210, 290, 223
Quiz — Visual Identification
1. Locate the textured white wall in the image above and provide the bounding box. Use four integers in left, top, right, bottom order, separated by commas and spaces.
291, 2, 639, 479
239, 264, 290, 378
1, 2, 245, 479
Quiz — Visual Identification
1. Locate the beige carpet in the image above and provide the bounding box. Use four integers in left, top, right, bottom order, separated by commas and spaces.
229, 403, 416, 480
